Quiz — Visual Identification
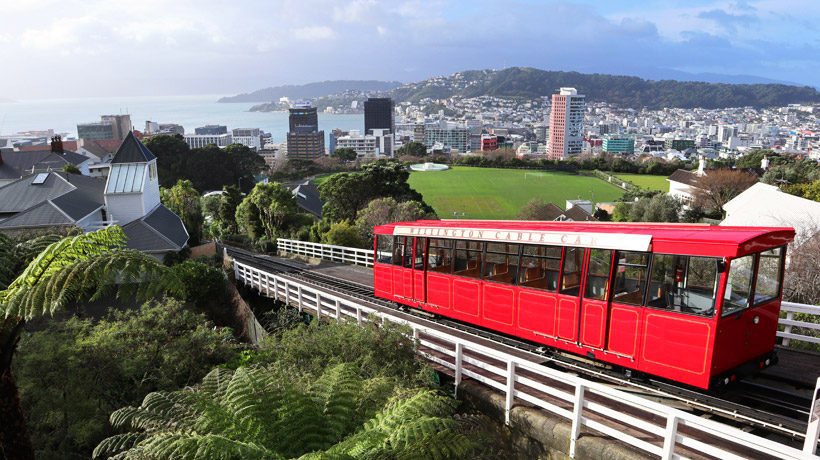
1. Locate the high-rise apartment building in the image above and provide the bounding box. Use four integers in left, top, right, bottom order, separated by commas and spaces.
287, 106, 324, 159
78, 114, 132, 141
231, 128, 262, 150
548, 88, 585, 160
364, 98, 394, 134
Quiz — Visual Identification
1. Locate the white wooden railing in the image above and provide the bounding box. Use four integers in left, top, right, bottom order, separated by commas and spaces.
780, 302, 820, 347
277, 238, 374, 267
277, 239, 820, 350
233, 259, 819, 460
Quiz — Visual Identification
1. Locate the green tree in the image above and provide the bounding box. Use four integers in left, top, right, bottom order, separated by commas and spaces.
236, 182, 297, 241
396, 141, 427, 157
14, 299, 237, 459
332, 147, 358, 162
0, 227, 176, 460
160, 179, 203, 246
784, 179, 820, 202
224, 143, 267, 193
61, 163, 81, 175
628, 193, 681, 222
354, 197, 431, 245
218, 185, 243, 234
142, 134, 190, 188
321, 221, 365, 248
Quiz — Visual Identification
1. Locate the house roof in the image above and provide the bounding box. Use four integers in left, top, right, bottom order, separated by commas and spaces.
0, 149, 89, 180
287, 180, 324, 217
0, 172, 106, 229
81, 139, 122, 160
121, 205, 188, 252
111, 131, 156, 164
667, 169, 699, 186
563, 206, 597, 222
722, 182, 820, 243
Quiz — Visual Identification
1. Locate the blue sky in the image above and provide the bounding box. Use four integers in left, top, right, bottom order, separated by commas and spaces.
1, 0, 818, 98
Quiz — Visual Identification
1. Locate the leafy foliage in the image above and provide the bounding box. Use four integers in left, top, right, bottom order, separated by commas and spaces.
395, 142, 427, 158
692, 169, 758, 212
616, 193, 682, 222
0, 226, 176, 321
333, 147, 358, 162
236, 182, 299, 241
14, 299, 238, 459
322, 221, 366, 248
161, 179, 203, 246
354, 197, 432, 245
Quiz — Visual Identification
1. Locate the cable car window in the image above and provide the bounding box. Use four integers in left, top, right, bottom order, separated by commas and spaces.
753, 247, 784, 306
392, 236, 405, 267
376, 235, 393, 264
647, 254, 718, 317
484, 243, 520, 285
611, 251, 649, 306
584, 249, 613, 301
427, 239, 453, 273
414, 238, 427, 270
403, 237, 413, 268
519, 245, 561, 291
454, 240, 483, 279
723, 254, 755, 316
560, 247, 583, 296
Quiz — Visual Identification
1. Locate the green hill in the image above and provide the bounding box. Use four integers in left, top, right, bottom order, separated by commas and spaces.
391, 67, 820, 109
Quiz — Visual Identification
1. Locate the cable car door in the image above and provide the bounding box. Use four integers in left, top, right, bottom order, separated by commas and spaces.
578, 249, 613, 350
412, 237, 426, 304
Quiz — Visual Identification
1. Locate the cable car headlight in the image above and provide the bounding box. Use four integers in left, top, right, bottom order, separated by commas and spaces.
753, 315, 759, 325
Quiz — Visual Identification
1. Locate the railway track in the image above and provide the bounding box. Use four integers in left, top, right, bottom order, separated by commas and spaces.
224, 246, 813, 440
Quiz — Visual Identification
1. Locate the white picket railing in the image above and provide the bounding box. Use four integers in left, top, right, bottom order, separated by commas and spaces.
780, 302, 820, 347
233, 259, 819, 460
277, 238, 374, 267
277, 239, 820, 350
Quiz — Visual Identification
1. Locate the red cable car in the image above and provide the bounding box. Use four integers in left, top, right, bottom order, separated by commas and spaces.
372, 220, 794, 389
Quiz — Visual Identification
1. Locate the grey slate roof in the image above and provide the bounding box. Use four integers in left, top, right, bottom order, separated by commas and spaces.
111, 132, 156, 164
563, 206, 597, 222
0, 201, 74, 229
667, 169, 699, 187
121, 205, 188, 252
287, 180, 324, 217
0, 172, 76, 212
0, 150, 88, 180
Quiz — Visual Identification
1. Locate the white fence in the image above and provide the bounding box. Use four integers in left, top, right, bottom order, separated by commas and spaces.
277, 238, 374, 267
780, 302, 820, 347
277, 239, 820, 350
233, 259, 819, 460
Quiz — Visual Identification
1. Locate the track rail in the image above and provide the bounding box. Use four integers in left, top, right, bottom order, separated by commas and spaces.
224, 245, 815, 449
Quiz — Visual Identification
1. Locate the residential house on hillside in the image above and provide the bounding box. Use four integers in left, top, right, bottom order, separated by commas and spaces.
0, 148, 91, 187
521, 201, 598, 222
285, 179, 325, 219
0, 132, 188, 260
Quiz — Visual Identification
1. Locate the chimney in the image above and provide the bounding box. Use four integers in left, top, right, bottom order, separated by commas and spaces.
697, 155, 706, 175
761, 156, 770, 170
51, 135, 64, 154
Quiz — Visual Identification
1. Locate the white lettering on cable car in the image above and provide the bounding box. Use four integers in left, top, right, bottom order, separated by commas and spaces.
393, 226, 652, 252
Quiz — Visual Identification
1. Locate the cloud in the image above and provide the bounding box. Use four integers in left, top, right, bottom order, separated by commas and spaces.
291, 26, 336, 41
697, 8, 758, 31
333, 0, 378, 23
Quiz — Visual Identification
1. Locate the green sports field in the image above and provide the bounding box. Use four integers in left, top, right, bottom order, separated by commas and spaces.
408, 167, 625, 219
612, 173, 669, 192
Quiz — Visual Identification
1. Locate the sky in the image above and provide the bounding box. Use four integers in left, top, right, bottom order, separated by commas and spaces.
1, 0, 819, 99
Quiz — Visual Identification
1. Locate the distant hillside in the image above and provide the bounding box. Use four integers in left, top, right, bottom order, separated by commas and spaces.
219, 80, 403, 103
390, 67, 820, 109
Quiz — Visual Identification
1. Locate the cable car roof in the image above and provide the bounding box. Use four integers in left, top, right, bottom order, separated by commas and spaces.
374, 220, 795, 258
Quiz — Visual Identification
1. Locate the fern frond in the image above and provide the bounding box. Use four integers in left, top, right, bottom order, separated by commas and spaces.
92, 432, 148, 458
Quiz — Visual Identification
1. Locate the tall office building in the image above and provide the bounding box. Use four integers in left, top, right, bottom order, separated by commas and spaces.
78, 114, 132, 141
364, 98, 394, 134
195, 125, 228, 135
287, 106, 324, 159
548, 88, 585, 160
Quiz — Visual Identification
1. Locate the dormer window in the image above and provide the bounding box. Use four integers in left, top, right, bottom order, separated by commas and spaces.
106, 163, 145, 193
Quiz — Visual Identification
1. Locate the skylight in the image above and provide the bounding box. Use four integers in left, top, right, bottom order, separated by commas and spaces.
31, 173, 49, 185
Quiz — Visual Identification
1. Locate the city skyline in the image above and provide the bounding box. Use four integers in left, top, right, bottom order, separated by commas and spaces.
2, 0, 820, 99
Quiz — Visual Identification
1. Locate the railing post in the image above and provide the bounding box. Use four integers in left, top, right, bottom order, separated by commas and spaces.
356, 307, 362, 325
569, 383, 585, 458
335, 299, 341, 319
273, 278, 279, 301
454, 342, 463, 397
315, 294, 321, 319
285, 282, 291, 306
412, 328, 419, 351
661, 415, 679, 460
783, 310, 794, 347
804, 377, 820, 455
505, 360, 516, 425
297, 286, 303, 313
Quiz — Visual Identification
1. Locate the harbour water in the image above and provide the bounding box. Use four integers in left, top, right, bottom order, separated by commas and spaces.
0, 94, 364, 144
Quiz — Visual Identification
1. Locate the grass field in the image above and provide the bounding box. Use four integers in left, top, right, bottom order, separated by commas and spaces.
408, 167, 625, 219
612, 173, 669, 192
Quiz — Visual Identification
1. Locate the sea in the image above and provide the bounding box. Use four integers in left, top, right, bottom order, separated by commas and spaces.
0, 94, 364, 145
